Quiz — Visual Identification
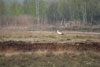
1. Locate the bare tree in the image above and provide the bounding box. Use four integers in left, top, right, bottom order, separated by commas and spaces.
36, 0, 40, 25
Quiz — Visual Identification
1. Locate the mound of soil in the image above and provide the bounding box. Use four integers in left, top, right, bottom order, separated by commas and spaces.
0, 41, 100, 52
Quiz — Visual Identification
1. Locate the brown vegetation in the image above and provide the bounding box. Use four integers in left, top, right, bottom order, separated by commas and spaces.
0, 41, 100, 52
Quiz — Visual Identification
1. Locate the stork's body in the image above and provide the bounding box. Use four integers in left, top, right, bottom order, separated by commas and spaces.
57, 30, 64, 35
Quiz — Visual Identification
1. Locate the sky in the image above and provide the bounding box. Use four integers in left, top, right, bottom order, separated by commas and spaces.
4, 0, 24, 2
4, 0, 56, 2
17, 0, 24, 2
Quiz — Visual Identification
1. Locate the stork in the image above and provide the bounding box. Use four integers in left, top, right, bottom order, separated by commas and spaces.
57, 30, 64, 35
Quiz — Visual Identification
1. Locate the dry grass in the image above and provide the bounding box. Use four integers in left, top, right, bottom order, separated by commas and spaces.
0, 51, 100, 67
0, 30, 99, 36
0, 30, 100, 42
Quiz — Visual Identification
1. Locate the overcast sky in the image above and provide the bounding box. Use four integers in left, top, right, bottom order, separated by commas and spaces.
4, 0, 57, 2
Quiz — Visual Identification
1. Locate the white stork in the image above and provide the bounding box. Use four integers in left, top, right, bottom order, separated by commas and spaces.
57, 30, 64, 35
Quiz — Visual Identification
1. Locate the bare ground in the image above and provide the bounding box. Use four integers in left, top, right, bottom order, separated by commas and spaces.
0, 41, 100, 53
0, 31, 100, 53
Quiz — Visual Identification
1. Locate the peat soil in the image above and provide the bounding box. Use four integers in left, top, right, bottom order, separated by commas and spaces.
0, 41, 100, 52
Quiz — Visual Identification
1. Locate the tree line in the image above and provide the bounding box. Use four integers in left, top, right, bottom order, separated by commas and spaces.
0, 0, 100, 26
